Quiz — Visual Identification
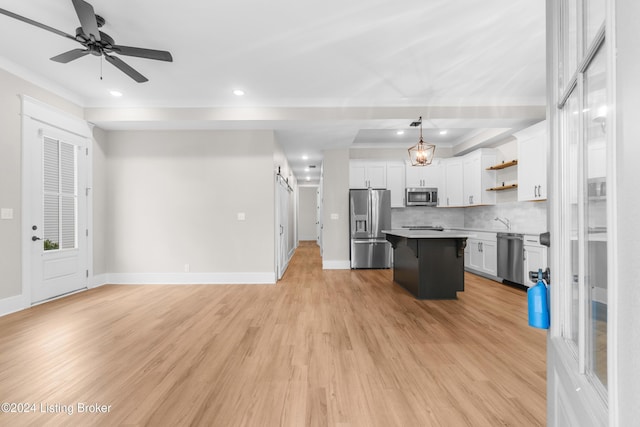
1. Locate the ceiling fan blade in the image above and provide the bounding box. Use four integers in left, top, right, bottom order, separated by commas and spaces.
0, 8, 76, 41
50, 49, 90, 63
111, 45, 173, 62
104, 54, 148, 83
71, 0, 101, 41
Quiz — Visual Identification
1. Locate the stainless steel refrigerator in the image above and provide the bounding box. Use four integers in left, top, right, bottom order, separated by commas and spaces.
349, 189, 392, 269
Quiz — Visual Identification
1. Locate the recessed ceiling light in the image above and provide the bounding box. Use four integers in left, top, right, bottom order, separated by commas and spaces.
304, 167, 310, 172
109, 90, 123, 97
302, 155, 309, 160
396, 130, 405, 135
306, 176, 311, 181
233, 89, 245, 96
439, 130, 448, 135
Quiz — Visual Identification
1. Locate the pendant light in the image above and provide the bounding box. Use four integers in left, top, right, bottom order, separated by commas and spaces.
408, 116, 436, 166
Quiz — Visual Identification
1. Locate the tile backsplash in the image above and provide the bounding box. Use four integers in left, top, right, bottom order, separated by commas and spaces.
391, 201, 548, 233
463, 201, 548, 232
391, 207, 465, 228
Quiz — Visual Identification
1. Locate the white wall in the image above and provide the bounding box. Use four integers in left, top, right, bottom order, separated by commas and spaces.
92, 127, 108, 280
104, 130, 276, 282
614, 1, 640, 423
0, 68, 83, 302
321, 149, 350, 268
298, 187, 318, 241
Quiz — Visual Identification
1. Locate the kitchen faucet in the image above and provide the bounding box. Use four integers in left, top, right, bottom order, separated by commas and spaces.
494, 216, 511, 230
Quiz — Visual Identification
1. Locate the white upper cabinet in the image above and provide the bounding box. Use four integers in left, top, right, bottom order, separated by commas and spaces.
405, 160, 442, 188
516, 121, 547, 201
463, 149, 497, 206
441, 157, 464, 207
349, 160, 387, 189
441, 150, 496, 208
386, 161, 406, 208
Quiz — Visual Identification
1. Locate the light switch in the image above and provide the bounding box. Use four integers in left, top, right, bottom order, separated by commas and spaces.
237, 212, 246, 221
330, 213, 339, 220
0, 208, 13, 220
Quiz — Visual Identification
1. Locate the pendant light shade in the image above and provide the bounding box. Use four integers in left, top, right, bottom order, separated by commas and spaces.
408, 116, 436, 166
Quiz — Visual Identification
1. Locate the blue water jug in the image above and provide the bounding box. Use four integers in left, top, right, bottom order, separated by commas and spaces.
528, 269, 550, 329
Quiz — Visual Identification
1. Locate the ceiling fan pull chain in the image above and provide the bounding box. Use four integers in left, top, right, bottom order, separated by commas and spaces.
100, 55, 103, 80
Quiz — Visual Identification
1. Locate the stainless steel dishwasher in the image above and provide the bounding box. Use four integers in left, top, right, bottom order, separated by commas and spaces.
497, 233, 524, 284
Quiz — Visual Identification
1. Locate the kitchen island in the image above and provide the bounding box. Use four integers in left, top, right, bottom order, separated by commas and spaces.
383, 230, 472, 299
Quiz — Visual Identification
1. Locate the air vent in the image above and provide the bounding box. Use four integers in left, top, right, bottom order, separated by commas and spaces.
308, 165, 316, 169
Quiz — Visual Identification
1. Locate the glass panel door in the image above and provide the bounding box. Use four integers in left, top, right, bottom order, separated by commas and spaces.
562, 89, 580, 348
560, 0, 579, 93
42, 137, 78, 251
583, 45, 608, 391
584, 0, 606, 50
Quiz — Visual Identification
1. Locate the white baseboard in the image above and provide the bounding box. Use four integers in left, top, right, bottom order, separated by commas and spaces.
91, 274, 109, 288
322, 260, 351, 270
0, 294, 28, 317
106, 272, 277, 285
1, 271, 276, 318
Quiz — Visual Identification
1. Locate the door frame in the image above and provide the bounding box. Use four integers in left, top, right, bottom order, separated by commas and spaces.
20, 96, 94, 305
545, 1, 617, 424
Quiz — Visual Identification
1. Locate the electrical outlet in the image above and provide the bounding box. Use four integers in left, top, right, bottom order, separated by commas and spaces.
184, 264, 190, 272
237, 212, 246, 221
330, 213, 339, 220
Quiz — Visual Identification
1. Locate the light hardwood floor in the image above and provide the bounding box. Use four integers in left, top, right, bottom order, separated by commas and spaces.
0, 241, 546, 426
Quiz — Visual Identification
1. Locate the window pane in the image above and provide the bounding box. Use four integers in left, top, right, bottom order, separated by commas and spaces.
563, 90, 580, 346
43, 137, 59, 193
61, 197, 76, 249
583, 45, 607, 389
42, 137, 78, 252
43, 194, 59, 250
584, 0, 605, 52
60, 142, 76, 195
560, 0, 578, 92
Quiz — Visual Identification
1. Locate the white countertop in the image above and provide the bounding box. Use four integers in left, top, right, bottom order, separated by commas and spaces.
446, 227, 545, 236
383, 229, 476, 239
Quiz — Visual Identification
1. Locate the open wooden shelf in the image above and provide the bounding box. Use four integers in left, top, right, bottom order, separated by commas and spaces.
487, 159, 518, 170
487, 183, 518, 191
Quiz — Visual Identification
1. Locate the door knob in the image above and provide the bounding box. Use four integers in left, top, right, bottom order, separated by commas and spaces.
528, 267, 551, 285
32, 236, 42, 241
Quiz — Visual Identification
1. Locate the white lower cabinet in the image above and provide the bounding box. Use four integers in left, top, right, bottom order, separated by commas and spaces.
465, 232, 497, 278
523, 234, 548, 287
464, 243, 470, 268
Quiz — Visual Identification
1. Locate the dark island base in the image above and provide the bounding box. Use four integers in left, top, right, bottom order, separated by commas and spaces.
387, 236, 466, 299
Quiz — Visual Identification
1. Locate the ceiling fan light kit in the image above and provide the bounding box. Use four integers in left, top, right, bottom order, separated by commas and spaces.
408, 116, 436, 166
0, 0, 173, 83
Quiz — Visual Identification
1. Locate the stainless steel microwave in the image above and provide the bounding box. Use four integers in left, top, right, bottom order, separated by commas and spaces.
405, 187, 438, 206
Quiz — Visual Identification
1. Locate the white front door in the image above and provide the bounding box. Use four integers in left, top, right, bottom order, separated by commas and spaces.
546, 0, 611, 425
24, 115, 89, 304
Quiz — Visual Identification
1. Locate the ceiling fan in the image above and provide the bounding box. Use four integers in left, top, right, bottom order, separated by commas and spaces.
0, 0, 173, 83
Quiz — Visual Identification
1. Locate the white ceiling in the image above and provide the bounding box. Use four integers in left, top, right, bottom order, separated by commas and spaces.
0, 0, 546, 185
